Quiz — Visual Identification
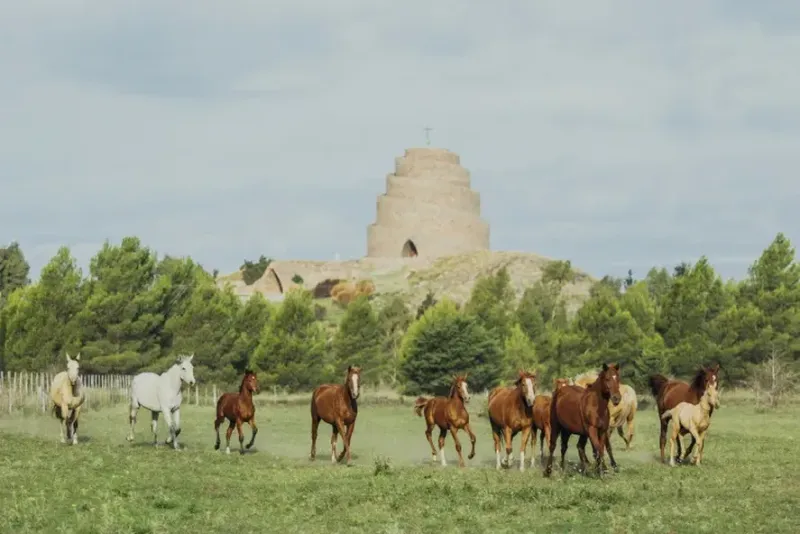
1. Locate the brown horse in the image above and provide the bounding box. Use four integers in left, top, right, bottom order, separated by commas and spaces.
488, 370, 538, 471
649, 364, 720, 464
529, 378, 569, 467
310, 365, 361, 465
214, 370, 259, 454
544, 363, 622, 477
414, 374, 476, 468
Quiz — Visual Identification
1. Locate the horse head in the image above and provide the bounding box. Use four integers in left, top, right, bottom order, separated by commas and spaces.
599, 363, 622, 406
242, 369, 259, 394
178, 354, 196, 386
553, 377, 571, 391
704, 380, 720, 409
452, 374, 470, 403
346, 365, 361, 399
65, 352, 81, 384
690, 363, 721, 395
515, 369, 537, 407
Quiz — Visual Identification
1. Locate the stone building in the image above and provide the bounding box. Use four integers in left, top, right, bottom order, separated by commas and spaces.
366, 147, 490, 258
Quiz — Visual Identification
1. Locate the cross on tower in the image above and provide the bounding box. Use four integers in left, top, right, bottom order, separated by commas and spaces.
423, 126, 433, 146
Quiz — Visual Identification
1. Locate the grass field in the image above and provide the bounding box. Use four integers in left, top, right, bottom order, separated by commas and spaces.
1, 395, 798, 534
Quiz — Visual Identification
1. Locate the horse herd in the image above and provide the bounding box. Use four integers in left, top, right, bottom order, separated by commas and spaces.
46, 353, 723, 476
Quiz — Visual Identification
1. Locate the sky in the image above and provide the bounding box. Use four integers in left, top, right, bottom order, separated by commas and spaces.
2, 1, 799, 282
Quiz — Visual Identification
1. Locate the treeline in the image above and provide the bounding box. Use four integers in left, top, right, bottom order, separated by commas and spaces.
0, 234, 798, 396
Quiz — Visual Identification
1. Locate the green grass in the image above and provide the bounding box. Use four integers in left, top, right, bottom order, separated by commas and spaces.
1, 398, 798, 534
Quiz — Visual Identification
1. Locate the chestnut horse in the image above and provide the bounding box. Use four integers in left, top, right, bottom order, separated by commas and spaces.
529, 378, 570, 467
649, 363, 720, 464
214, 370, 259, 454
573, 369, 638, 449
414, 374, 476, 467
544, 363, 622, 477
310, 366, 361, 465
488, 370, 538, 471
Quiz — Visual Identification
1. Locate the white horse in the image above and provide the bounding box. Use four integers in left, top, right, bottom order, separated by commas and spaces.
49, 352, 85, 444
126, 354, 196, 449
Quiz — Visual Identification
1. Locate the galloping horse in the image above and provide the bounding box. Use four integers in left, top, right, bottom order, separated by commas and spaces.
310, 366, 361, 465
214, 370, 259, 454
127, 354, 196, 449
573, 369, 638, 449
49, 352, 85, 444
487, 370, 538, 471
661, 381, 720, 467
529, 378, 571, 467
414, 374, 476, 468
649, 364, 720, 464
544, 363, 622, 477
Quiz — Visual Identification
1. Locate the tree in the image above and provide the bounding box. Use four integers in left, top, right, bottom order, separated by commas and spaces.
515, 286, 547, 343
230, 293, 273, 374
463, 266, 516, 344
0, 242, 30, 304
400, 299, 502, 395
416, 290, 437, 319
240, 255, 272, 286
251, 289, 331, 390
377, 295, 413, 386
503, 324, 538, 381
332, 295, 382, 384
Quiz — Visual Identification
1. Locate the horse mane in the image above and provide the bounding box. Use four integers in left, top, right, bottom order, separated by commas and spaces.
689, 367, 707, 394
239, 370, 253, 394
574, 370, 599, 388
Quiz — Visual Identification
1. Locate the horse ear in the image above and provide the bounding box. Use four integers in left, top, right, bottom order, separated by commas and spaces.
188, 353, 194, 362
65, 352, 71, 362
602, 362, 609, 371
75, 353, 80, 361
347, 365, 352, 372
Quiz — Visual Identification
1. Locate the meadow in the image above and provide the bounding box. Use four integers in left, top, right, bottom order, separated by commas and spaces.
1, 393, 798, 534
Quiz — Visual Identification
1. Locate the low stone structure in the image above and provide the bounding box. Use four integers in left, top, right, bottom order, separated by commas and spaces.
367, 147, 490, 259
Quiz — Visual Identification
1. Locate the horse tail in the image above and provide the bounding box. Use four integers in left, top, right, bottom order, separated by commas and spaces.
414, 396, 429, 417
649, 374, 669, 398
660, 409, 674, 422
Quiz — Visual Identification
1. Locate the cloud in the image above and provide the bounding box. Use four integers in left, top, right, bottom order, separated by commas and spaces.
1, 0, 799, 283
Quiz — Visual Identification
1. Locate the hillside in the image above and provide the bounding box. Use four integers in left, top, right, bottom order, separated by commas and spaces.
216, 250, 596, 317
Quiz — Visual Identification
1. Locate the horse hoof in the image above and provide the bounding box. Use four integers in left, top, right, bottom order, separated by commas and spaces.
225, 447, 231, 454
214, 444, 220, 450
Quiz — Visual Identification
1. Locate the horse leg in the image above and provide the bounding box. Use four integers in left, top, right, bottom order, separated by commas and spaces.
214, 413, 225, 450
463, 422, 477, 460
576, 435, 590, 473
162, 408, 179, 450
696, 430, 707, 465
340, 420, 356, 465
659, 416, 668, 464
450, 427, 466, 468
616, 426, 629, 449
59, 403, 69, 444
541, 424, 550, 466
127, 400, 139, 442
502, 426, 514, 468
689, 427, 703, 465
151, 412, 160, 446
588, 427, 604, 475
559, 430, 571, 472
329, 424, 339, 463
167, 408, 181, 448
309, 413, 320, 461
236, 418, 246, 455
530, 427, 538, 467
624, 409, 635, 449
246, 417, 258, 449
668, 421, 679, 467
490, 423, 503, 470
225, 420, 235, 454
519, 426, 531, 472
70, 408, 80, 445
604, 432, 618, 472
425, 422, 438, 463
682, 434, 697, 463
543, 419, 560, 477
437, 428, 448, 467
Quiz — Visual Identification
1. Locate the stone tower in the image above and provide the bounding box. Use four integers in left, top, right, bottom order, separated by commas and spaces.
366, 147, 490, 258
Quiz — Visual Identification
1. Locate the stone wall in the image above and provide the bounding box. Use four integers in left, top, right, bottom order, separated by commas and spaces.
366, 147, 490, 259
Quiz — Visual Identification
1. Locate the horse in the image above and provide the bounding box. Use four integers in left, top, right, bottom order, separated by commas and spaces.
49, 352, 85, 445
487, 370, 538, 471
544, 363, 622, 477
214, 370, 259, 454
414, 374, 477, 468
126, 354, 196, 449
309, 365, 361, 465
649, 364, 720, 464
661, 381, 720, 467
573, 369, 638, 449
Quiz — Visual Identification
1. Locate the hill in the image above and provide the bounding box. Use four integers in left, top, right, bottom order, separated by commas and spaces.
216, 251, 595, 318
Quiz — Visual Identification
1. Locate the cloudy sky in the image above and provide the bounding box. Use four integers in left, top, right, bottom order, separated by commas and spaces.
2, 1, 799, 282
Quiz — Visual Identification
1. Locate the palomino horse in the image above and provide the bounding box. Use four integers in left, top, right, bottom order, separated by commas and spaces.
414, 374, 476, 468
649, 364, 720, 464
661, 381, 720, 466
127, 354, 196, 449
310, 366, 361, 465
528, 378, 570, 467
573, 369, 638, 449
487, 370, 538, 471
544, 363, 622, 477
49, 352, 85, 444
214, 370, 259, 454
